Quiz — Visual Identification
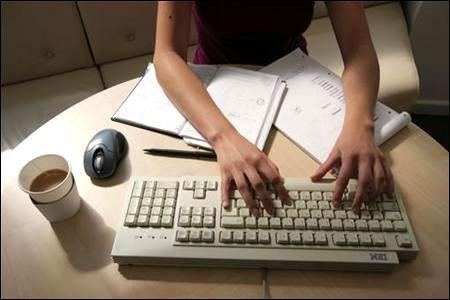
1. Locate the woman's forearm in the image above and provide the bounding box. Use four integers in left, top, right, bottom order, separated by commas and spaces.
153, 51, 237, 145
341, 46, 380, 131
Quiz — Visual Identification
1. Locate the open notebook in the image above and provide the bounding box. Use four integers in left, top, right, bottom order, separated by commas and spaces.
261, 48, 411, 163
112, 64, 286, 150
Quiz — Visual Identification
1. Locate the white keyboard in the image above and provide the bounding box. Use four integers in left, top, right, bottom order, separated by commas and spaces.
111, 176, 419, 272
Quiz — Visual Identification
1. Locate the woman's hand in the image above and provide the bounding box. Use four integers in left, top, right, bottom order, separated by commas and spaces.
311, 122, 394, 213
211, 129, 292, 217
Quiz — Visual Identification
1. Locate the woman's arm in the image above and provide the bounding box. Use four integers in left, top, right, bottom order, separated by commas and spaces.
153, 1, 291, 215
311, 1, 394, 212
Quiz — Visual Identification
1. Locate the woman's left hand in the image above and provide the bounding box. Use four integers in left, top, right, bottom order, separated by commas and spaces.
310, 123, 395, 213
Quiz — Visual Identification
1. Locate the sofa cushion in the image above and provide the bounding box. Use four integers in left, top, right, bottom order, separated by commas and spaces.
1, 1, 94, 85
305, 2, 419, 112
1, 68, 104, 151
100, 45, 197, 88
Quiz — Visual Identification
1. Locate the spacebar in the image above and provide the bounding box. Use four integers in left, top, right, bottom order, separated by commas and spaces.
221, 217, 245, 228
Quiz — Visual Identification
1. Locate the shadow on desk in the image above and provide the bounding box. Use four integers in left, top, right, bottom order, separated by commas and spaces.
118, 265, 261, 285
51, 199, 116, 271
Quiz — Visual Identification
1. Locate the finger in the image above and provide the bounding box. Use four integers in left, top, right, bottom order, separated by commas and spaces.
311, 149, 340, 182
221, 172, 232, 208
245, 167, 273, 215
260, 160, 291, 206
382, 158, 395, 198
372, 158, 385, 206
353, 159, 373, 214
232, 170, 259, 217
332, 157, 354, 207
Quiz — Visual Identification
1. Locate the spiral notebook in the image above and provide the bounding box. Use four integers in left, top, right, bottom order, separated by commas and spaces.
111, 64, 286, 150
261, 48, 411, 163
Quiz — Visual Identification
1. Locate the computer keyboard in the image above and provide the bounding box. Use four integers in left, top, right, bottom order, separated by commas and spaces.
111, 176, 419, 272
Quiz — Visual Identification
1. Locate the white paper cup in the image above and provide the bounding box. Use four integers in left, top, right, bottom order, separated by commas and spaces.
18, 154, 73, 203
31, 175, 81, 222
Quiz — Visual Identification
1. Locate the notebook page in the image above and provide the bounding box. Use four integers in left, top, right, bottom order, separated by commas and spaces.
112, 64, 187, 135
179, 66, 280, 149
261, 48, 411, 163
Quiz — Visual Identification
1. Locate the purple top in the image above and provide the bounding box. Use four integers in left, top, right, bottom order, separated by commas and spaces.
192, 1, 315, 65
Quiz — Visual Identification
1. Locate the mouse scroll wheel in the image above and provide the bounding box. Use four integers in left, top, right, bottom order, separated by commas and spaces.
94, 151, 104, 174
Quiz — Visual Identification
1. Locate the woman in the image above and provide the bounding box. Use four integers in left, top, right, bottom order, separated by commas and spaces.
153, 1, 394, 216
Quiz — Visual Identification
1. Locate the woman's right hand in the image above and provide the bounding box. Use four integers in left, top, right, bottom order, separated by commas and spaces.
211, 129, 292, 217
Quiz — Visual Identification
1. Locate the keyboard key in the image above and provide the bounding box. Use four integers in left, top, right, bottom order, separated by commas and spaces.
295, 200, 306, 209
381, 220, 394, 232
220, 231, 233, 243
128, 197, 141, 215
178, 215, 190, 227
191, 216, 203, 227
372, 233, 386, 247
166, 189, 177, 198
222, 205, 238, 217
176, 230, 190, 242
346, 233, 359, 246
124, 214, 137, 226
195, 180, 206, 189
273, 200, 283, 209
299, 209, 310, 219
300, 191, 311, 200
355, 220, 368, 231
323, 210, 334, 219
155, 189, 165, 198
395, 234, 412, 248
270, 218, 282, 229
194, 189, 206, 199
233, 231, 245, 243
258, 231, 271, 244
276, 232, 289, 245
311, 191, 322, 201
144, 180, 155, 190
141, 197, 153, 207
164, 197, 176, 207
206, 181, 218, 190
203, 216, 215, 228
318, 218, 331, 230
306, 218, 318, 230
275, 209, 286, 218
372, 210, 384, 220
139, 206, 150, 215
287, 209, 298, 218
343, 219, 355, 231
180, 207, 192, 216
258, 217, 270, 229
149, 215, 161, 227
289, 232, 302, 245
143, 189, 154, 198
303, 232, 314, 245
318, 201, 330, 210
151, 207, 162, 216
288, 191, 299, 200
393, 221, 407, 232
311, 210, 322, 219
132, 181, 145, 197
347, 211, 359, 219
294, 218, 306, 230
189, 231, 201, 242
202, 230, 214, 243
204, 207, 216, 216
236, 199, 246, 208
307, 201, 318, 210
360, 210, 371, 220
161, 216, 173, 227
331, 219, 343, 231
192, 207, 204, 216
246, 231, 258, 244
282, 218, 294, 229
315, 232, 328, 245
156, 181, 179, 189
245, 217, 257, 229
323, 192, 333, 201
163, 207, 174, 216
222, 217, 245, 228
183, 180, 194, 190
368, 220, 381, 232
335, 210, 347, 219
239, 208, 251, 217
153, 197, 164, 207
359, 234, 372, 246
385, 212, 402, 221
343, 201, 353, 210
333, 233, 346, 246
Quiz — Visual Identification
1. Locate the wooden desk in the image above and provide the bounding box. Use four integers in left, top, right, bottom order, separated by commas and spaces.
1, 78, 448, 298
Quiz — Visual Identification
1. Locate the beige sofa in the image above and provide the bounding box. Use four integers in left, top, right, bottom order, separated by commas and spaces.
1, 1, 419, 153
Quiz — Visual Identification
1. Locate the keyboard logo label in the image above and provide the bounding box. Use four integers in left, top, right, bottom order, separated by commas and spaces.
369, 253, 388, 261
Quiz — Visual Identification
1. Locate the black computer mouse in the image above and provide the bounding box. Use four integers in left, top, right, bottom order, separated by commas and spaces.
83, 129, 128, 179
